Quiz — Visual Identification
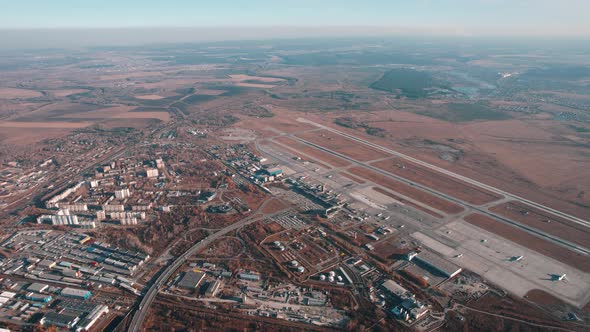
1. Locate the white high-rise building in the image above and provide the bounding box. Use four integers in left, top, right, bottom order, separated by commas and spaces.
114, 188, 131, 199
146, 168, 159, 178
37, 209, 79, 225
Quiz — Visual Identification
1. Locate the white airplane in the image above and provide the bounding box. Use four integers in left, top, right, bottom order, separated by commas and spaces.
510, 255, 524, 262
549, 274, 567, 281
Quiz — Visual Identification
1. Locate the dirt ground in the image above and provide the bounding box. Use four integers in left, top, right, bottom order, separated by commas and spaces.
348, 166, 464, 214
339, 172, 366, 184
372, 187, 444, 219
371, 157, 502, 205
0, 88, 43, 98
295, 129, 389, 162
489, 201, 590, 249
273, 136, 350, 168
464, 213, 590, 273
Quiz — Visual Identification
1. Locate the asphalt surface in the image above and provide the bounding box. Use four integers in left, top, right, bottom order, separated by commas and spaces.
286, 130, 590, 256
296, 117, 590, 229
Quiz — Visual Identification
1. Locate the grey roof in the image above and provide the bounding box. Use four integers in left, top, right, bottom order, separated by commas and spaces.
177, 271, 205, 289
414, 251, 461, 277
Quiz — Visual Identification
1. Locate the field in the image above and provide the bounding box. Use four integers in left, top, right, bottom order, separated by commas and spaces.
295, 129, 389, 162
273, 136, 350, 168
339, 172, 365, 184
417, 102, 511, 122
489, 201, 590, 248
370, 68, 440, 98
50, 89, 89, 97
0, 88, 43, 99
372, 187, 444, 219
134, 94, 166, 100
371, 157, 502, 205
348, 166, 464, 214
0, 120, 91, 128
464, 213, 590, 273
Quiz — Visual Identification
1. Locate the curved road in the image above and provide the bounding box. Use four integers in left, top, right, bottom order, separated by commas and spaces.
128, 200, 289, 332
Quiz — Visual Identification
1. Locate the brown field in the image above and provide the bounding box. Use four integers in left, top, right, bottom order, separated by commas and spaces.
348, 166, 464, 214
372, 158, 502, 205
235, 82, 276, 89
295, 129, 389, 162
0, 121, 91, 128
525, 289, 569, 307
489, 201, 590, 248
340, 172, 366, 184
194, 89, 226, 96
228, 74, 285, 83
464, 213, 590, 273
263, 141, 332, 170
134, 94, 166, 100
241, 111, 317, 135
50, 89, 89, 97
98, 71, 162, 81
0, 127, 71, 145
373, 187, 444, 218
273, 136, 350, 168
260, 198, 290, 214
0, 88, 43, 99
54, 105, 170, 122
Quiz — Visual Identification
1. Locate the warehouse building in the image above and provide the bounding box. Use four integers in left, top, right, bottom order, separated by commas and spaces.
238, 272, 261, 281
413, 251, 462, 278
41, 312, 80, 329
60, 287, 92, 300
177, 271, 206, 289
27, 282, 49, 293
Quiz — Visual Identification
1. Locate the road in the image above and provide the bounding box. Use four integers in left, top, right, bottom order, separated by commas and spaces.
128, 200, 290, 332
284, 129, 590, 256
296, 117, 590, 229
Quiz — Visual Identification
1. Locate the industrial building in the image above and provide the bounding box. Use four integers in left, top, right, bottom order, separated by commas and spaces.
205, 280, 222, 297
412, 251, 462, 278
238, 272, 261, 281
60, 287, 92, 300
177, 271, 206, 289
41, 312, 80, 329
27, 283, 49, 293
382, 279, 412, 299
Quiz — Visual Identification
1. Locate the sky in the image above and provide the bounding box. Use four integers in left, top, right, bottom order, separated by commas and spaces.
1, 0, 589, 48
2, 0, 589, 34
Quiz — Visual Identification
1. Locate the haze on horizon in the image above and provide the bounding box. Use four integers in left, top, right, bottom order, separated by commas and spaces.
1, 0, 590, 48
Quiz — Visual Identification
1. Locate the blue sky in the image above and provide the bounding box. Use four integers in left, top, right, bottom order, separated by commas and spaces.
1, 0, 589, 36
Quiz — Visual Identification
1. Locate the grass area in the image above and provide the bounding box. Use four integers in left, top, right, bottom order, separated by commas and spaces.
418, 103, 511, 122
569, 125, 590, 133
370, 68, 441, 99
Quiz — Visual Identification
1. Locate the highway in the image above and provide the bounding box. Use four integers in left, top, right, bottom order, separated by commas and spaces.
296, 117, 590, 229
285, 130, 590, 257
128, 200, 290, 332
